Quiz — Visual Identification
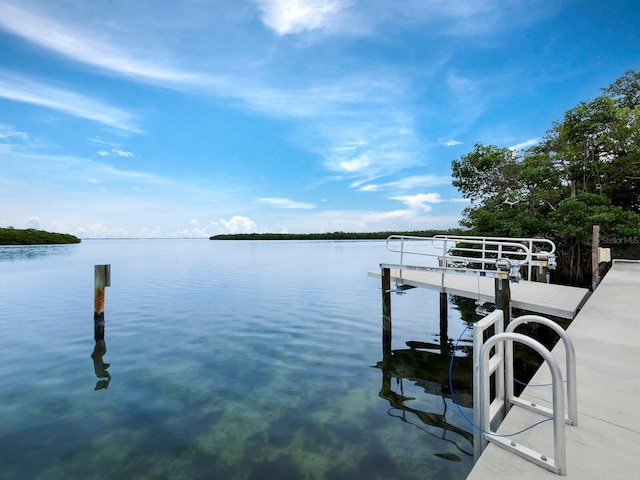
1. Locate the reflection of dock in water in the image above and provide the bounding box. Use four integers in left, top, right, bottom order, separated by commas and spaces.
376, 342, 474, 460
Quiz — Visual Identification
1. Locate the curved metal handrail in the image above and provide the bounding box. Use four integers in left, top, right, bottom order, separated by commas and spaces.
506, 315, 577, 426
479, 332, 567, 475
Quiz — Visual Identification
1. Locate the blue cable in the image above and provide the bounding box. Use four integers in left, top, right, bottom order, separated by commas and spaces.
448, 323, 552, 437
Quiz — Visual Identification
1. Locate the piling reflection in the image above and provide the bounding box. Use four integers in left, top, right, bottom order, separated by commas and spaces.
376, 341, 474, 460
91, 340, 111, 390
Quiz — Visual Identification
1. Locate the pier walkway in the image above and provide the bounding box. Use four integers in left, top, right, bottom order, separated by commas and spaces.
367, 267, 590, 319
467, 260, 640, 479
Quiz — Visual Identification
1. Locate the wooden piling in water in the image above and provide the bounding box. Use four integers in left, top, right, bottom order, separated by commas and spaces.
94, 264, 110, 341
439, 291, 449, 353
494, 277, 511, 324
592, 225, 600, 290
382, 267, 392, 362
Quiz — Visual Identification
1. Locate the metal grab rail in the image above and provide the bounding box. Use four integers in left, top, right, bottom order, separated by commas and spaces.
478, 332, 567, 475
434, 234, 555, 256
506, 315, 578, 426
472, 310, 505, 460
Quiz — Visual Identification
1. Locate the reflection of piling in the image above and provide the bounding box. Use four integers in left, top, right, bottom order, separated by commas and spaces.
94, 264, 111, 341
91, 340, 111, 390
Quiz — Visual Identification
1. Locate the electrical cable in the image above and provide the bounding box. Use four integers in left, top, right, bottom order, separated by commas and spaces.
448, 324, 552, 437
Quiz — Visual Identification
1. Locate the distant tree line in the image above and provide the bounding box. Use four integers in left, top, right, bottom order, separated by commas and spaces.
0, 227, 81, 245
451, 70, 640, 286
210, 229, 466, 241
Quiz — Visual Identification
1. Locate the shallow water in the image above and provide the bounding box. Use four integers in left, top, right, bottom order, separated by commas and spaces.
0, 240, 475, 479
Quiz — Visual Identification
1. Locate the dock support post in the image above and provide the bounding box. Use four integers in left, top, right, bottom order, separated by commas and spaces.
592, 225, 600, 290
439, 291, 449, 353
382, 267, 392, 362
94, 264, 111, 341
495, 278, 511, 324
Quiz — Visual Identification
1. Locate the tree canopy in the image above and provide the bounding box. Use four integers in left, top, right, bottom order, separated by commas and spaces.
451, 70, 640, 286
0, 227, 81, 245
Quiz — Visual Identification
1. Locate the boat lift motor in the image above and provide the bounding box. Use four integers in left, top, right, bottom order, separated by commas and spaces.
495, 258, 521, 283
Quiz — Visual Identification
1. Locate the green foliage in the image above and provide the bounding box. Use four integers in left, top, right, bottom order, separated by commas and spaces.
210, 229, 465, 241
451, 143, 519, 203
0, 228, 81, 245
451, 70, 640, 285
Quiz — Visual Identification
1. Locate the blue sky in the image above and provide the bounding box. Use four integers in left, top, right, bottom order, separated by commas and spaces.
0, 0, 638, 238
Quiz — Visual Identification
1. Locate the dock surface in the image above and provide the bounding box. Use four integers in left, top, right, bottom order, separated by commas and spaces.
467, 260, 640, 479
368, 267, 590, 319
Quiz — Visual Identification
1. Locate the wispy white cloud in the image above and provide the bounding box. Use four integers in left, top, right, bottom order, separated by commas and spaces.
441, 139, 462, 147
0, 3, 211, 88
0, 123, 29, 140
98, 148, 134, 157
0, 2, 426, 184
510, 138, 540, 151
0, 71, 141, 132
258, 197, 316, 209
357, 174, 451, 192
391, 193, 444, 212
254, 0, 352, 35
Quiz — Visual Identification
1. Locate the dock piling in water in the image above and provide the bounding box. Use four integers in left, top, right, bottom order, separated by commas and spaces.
382, 267, 392, 362
94, 264, 111, 341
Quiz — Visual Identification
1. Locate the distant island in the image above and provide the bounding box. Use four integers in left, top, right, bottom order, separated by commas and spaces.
210, 229, 464, 240
0, 227, 81, 245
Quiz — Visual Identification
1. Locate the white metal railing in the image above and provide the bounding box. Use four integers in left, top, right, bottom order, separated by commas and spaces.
472, 311, 577, 475
436, 234, 556, 282
386, 234, 556, 282
505, 315, 577, 427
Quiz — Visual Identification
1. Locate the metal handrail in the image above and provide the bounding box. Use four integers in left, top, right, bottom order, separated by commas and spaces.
435, 234, 556, 281
434, 234, 556, 256
386, 235, 532, 264
506, 315, 578, 426
386, 234, 557, 281
478, 332, 567, 475
472, 310, 505, 460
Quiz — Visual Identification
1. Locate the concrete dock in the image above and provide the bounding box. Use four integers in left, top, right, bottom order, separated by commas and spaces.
467, 260, 640, 479
368, 267, 590, 319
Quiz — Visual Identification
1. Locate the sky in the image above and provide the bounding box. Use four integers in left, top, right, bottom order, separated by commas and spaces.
0, 0, 639, 238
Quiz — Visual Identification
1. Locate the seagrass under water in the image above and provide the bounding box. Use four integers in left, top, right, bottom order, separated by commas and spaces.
0, 240, 475, 480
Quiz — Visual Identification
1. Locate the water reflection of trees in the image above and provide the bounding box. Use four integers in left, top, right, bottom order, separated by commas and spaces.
375, 344, 474, 461
0, 244, 77, 261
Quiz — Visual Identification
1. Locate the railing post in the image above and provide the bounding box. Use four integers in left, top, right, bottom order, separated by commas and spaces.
592, 225, 600, 290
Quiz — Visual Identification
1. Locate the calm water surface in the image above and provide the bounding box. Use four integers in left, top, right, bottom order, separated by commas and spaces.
0, 240, 475, 479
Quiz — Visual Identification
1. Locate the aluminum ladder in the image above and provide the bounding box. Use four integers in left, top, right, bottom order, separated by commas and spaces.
472, 310, 577, 475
